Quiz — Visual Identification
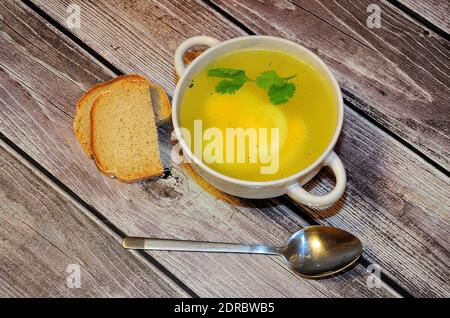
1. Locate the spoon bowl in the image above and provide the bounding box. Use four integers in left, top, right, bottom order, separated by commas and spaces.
282, 226, 362, 277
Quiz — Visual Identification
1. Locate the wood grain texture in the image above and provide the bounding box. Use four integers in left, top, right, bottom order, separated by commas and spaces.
0, 140, 187, 297
0, 0, 396, 298
211, 0, 450, 171
397, 0, 450, 34
27, 0, 450, 297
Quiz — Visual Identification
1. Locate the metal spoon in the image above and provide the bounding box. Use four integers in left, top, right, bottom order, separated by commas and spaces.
122, 225, 362, 278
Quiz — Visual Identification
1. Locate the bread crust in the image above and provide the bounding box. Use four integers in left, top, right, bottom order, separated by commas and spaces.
73, 81, 112, 155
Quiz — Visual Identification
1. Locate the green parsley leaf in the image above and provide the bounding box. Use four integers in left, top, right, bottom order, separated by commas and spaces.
207, 68, 246, 79
208, 68, 249, 95
256, 71, 286, 89
215, 79, 245, 95
268, 83, 296, 105
257, 71, 297, 104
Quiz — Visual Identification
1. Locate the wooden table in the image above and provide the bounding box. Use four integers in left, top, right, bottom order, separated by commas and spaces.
0, 0, 449, 298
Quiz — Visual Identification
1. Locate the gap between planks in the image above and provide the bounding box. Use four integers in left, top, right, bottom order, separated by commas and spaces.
202, 0, 449, 178
386, 0, 450, 41
0, 128, 402, 298
0, 133, 199, 298
18, 0, 409, 297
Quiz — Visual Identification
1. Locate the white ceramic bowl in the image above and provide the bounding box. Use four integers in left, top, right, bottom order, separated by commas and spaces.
173, 36, 346, 208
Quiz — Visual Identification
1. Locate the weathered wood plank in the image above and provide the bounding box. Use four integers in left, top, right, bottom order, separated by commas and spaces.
0, 0, 396, 298
0, 140, 187, 297
27, 0, 450, 297
397, 0, 450, 34
210, 0, 450, 171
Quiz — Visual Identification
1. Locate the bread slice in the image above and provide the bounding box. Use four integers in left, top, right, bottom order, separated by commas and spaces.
90, 76, 163, 182
73, 81, 113, 155
149, 83, 171, 124
73, 75, 171, 156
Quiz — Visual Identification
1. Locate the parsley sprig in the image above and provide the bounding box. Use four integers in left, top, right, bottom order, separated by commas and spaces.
207, 68, 297, 105
207, 68, 249, 95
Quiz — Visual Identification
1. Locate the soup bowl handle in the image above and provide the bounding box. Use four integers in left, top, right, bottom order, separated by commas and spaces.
175, 36, 222, 77
286, 152, 346, 208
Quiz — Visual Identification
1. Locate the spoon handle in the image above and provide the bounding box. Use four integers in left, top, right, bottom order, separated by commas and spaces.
123, 237, 281, 255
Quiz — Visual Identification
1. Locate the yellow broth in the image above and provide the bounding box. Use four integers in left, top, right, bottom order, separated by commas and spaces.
180, 49, 338, 182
